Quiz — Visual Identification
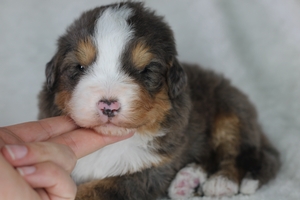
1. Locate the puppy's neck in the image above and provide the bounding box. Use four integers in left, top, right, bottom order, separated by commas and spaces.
72, 131, 165, 184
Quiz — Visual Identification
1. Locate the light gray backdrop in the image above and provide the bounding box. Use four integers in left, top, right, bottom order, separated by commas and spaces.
0, 0, 300, 199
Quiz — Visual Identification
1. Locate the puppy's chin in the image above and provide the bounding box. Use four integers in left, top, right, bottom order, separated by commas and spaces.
93, 124, 136, 136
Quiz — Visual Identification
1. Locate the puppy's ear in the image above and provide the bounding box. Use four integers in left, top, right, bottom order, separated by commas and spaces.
167, 58, 187, 99
45, 54, 59, 91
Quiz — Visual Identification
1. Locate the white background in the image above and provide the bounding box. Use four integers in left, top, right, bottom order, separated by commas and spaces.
0, 0, 300, 199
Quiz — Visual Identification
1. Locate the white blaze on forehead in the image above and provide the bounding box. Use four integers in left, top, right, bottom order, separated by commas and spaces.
68, 6, 137, 129
69, 6, 165, 183
94, 6, 133, 76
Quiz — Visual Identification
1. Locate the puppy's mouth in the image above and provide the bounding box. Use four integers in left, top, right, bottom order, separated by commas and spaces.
92, 122, 136, 136
69, 112, 136, 136
89, 110, 137, 136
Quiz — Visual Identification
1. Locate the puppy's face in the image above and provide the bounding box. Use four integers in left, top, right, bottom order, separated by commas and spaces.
46, 3, 186, 136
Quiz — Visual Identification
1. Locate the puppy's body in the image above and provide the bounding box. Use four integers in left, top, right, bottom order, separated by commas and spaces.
38, 2, 279, 199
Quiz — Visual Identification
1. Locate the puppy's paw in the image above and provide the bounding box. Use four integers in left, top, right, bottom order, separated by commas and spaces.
202, 175, 238, 197
240, 177, 259, 195
168, 163, 207, 199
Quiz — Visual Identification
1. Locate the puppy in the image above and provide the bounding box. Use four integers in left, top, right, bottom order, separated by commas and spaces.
38, 2, 280, 199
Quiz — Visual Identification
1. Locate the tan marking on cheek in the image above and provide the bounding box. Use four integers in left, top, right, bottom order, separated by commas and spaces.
132, 42, 154, 70
75, 38, 97, 67
54, 91, 72, 115
131, 85, 171, 134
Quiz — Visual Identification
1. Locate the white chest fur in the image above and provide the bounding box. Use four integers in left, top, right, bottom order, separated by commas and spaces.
71, 133, 162, 184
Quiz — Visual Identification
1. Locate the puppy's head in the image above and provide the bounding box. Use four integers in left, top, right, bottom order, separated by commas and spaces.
45, 2, 187, 136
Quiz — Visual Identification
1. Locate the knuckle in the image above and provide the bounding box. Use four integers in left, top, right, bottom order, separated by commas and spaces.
39, 162, 77, 198
52, 143, 77, 171
60, 144, 77, 171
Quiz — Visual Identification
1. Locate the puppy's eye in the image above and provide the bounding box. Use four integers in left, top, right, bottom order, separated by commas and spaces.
140, 62, 166, 93
77, 65, 85, 72
141, 62, 161, 74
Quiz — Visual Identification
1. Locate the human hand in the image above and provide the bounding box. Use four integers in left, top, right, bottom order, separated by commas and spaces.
1, 142, 77, 200
0, 116, 134, 158
0, 116, 134, 200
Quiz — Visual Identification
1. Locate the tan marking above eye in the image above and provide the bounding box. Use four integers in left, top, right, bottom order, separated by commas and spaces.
132, 41, 154, 70
75, 37, 97, 67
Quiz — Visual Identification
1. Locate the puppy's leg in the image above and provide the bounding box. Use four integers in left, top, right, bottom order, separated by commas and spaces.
203, 112, 280, 197
76, 177, 122, 200
203, 113, 242, 197
75, 176, 153, 200
238, 133, 280, 195
168, 163, 207, 199
75, 167, 177, 200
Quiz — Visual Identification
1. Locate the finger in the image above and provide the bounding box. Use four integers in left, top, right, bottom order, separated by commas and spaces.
17, 162, 77, 200
3, 116, 78, 142
2, 142, 76, 173
0, 128, 24, 147
49, 128, 134, 159
35, 189, 50, 200
0, 154, 40, 200
0, 138, 7, 149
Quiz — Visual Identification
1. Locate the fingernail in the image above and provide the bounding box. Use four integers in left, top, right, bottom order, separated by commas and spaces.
5, 145, 28, 160
17, 166, 36, 176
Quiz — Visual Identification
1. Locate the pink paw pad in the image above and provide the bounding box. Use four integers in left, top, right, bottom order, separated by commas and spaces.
168, 163, 207, 199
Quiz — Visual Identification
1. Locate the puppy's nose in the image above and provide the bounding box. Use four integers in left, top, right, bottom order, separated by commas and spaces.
98, 100, 120, 117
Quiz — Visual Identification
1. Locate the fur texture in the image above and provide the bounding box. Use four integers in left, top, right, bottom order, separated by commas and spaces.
38, 2, 280, 199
